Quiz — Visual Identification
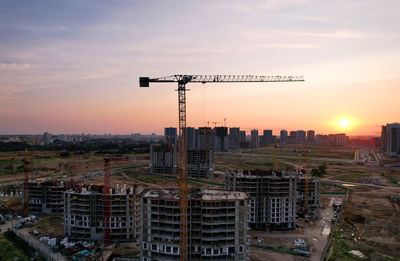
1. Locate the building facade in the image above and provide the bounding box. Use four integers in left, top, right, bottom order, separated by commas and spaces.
150, 144, 177, 174
280, 130, 288, 145
140, 189, 249, 261
228, 127, 240, 150
226, 170, 298, 230
381, 123, 400, 157
23, 180, 68, 215
164, 127, 178, 146
251, 129, 259, 148
64, 184, 142, 242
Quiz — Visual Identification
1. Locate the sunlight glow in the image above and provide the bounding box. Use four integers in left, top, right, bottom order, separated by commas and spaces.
339, 119, 351, 128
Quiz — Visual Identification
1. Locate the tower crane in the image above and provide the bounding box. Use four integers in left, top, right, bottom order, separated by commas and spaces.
211, 121, 219, 128
140, 74, 304, 261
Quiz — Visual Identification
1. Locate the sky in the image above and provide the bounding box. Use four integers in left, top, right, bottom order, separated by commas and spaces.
0, 0, 399, 136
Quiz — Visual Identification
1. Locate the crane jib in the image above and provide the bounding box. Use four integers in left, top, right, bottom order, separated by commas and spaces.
140, 75, 304, 87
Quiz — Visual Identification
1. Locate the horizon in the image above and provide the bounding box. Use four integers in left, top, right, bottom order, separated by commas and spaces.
1, 0, 399, 136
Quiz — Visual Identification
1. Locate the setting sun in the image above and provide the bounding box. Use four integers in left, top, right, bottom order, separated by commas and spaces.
339, 119, 351, 128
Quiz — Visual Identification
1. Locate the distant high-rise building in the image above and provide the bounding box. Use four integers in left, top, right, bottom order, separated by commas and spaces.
295, 130, 306, 144
335, 133, 348, 147
280, 130, 288, 144
214, 127, 229, 151
57, 133, 66, 142
381, 123, 400, 157
164, 127, 177, 146
185, 127, 195, 150
196, 127, 214, 150
307, 130, 315, 144
229, 127, 240, 150
261, 130, 273, 145
43, 132, 52, 145
239, 131, 246, 147
251, 129, 259, 148
288, 131, 296, 144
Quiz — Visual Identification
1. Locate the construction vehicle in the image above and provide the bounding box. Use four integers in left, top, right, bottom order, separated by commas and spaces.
140, 74, 304, 260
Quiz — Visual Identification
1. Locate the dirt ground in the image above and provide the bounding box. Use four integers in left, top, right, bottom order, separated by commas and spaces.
248, 194, 338, 261
328, 186, 400, 260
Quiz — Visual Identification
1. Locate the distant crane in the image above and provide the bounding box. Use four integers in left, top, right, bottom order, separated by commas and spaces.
140, 74, 304, 260
103, 156, 133, 245
211, 121, 219, 128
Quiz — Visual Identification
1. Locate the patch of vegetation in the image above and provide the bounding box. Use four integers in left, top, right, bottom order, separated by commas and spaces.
35, 216, 63, 231
311, 163, 327, 177
126, 172, 175, 184
0, 159, 24, 175
0, 231, 39, 261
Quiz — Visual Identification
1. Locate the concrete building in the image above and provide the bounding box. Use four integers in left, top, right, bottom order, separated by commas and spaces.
214, 127, 229, 151
280, 130, 288, 145
297, 175, 320, 214
185, 127, 196, 150
64, 184, 142, 242
43, 132, 52, 145
226, 170, 297, 230
196, 127, 214, 150
251, 129, 259, 148
288, 131, 297, 144
295, 130, 306, 144
187, 149, 215, 178
306, 130, 315, 144
228, 127, 240, 150
164, 127, 178, 146
139, 189, 249, 261
239, 131, 246, 147
150, 144, 177, 174
334, 133, 348, 147
261, 130, 273, 145
23, 180, 71, 215
381, 123, 400, 157
150, 144, 214, 177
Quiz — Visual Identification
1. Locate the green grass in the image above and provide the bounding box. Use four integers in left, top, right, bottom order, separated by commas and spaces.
0, 231, 38, 261
126, 171, 176, 184
0, 159, 24, 175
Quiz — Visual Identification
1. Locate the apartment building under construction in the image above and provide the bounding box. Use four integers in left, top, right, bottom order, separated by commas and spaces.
139, 189, 249, 261
150, 143, 177, 174
23, 180, 75, 215
297, 175, 320, 214
226, 170, 298, 230
150, 143, 214, 177
64, 184, 143, 242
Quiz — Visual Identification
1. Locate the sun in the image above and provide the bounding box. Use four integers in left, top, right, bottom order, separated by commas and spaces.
339, 119, 350, 128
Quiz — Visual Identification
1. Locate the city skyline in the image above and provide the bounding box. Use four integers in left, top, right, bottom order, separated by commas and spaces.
1, 0, 399, 135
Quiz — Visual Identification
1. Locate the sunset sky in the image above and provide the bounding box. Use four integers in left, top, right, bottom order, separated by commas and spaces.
0, 0, 399, 136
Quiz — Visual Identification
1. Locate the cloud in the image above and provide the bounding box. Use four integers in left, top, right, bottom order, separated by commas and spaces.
0, 62, 33, 70
277, 30, 368, 39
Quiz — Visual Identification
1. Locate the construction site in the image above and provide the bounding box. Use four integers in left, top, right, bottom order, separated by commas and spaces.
225, 169, 299, 230
0, 74, 399, 261
139, 189, 249, 261
150, 143, 215, 178
64, 183, 142, 242
23, 180, 76, 215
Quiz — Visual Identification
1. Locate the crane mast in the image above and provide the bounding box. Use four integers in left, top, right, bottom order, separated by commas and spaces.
140, 74, 304, 261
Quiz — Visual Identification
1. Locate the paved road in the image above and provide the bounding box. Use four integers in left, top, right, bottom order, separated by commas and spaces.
321, 179, 400, 190
219, 152, 354, 164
